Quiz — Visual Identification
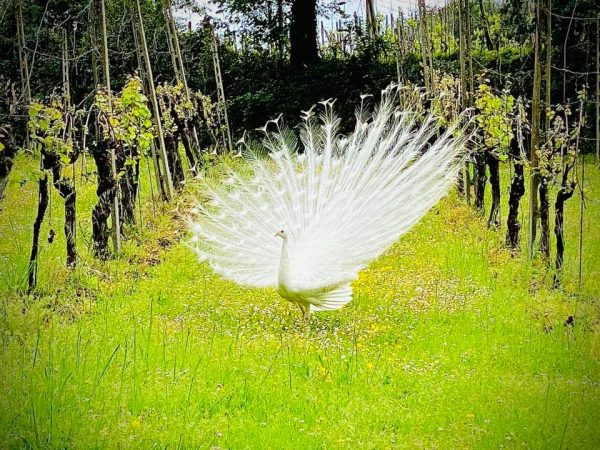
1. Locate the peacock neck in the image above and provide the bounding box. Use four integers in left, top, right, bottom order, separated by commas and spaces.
278, 237, 290, 288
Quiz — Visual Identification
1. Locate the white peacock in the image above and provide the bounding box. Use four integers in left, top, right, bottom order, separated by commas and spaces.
190, 86, 466, 318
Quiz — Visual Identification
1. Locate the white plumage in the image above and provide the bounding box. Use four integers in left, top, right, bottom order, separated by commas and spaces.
190, 86, 467, 317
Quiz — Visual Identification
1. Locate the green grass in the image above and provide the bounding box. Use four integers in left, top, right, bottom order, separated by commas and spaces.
0, 154, 599, 448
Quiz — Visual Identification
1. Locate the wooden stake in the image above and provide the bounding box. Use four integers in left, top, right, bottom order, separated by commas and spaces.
62, 27, 77, 267
134, 0, 175, 199
458, 0, 471, 204
418, 0, 431, 92
15, 0, 31, 104
15, 0, 31, 152
528, 0, 551, 260
578, 154, 585, 288
131, 8, 164, 200
395, 12, 403, 84
99, 0, 122, 252
210, 28, 233, 153
575, 93, 586, 288
465, 0, 474, 95
62, 28, 70, 107
596, 19, 600, 164
365, 0, 378, 37
164, 0, 201, 152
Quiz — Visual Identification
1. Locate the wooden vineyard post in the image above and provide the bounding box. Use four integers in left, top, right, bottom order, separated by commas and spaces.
596, 19, 599, 162
209, 27, 233, 153
528, 1, 542, 260
365, 0, 378, 38
163, 0, 201, 153
134, 0, 175, 199
131, 11, 165, 201
15, 0, 31, 152
418, 0, 432, 92
528, 0, 551, 260
574, 93, 585, 288
15, 0, 31, 103
458, 0, 471, 204
100, 0, 121, 252
62, 27, 77, 267
395, 10, 403, 84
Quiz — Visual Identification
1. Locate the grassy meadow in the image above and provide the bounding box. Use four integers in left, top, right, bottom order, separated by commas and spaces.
0, 153, 599, 448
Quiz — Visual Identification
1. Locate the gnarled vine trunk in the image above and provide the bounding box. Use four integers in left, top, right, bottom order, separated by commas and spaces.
91, 138, 117, 259
538, 178, 551, 262
27, 135, 79, 285
506, 135, 526, 249
119, 159, 140, 226
506, 166, 525, 249
553, 167, 575, 287
171, 108, 197, 170
49, 155, 77, 267
473, 153, 487, 212
0, 136, 17, 199
28, 167, 49, 293
486, 152, 500, 228
164, 133, 185, 188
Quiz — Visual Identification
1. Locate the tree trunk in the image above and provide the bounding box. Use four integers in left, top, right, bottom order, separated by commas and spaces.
538, 178, 550, 262
28, 172, 49, 293
486, 152, 500, 228
91, 138, 117, 259
473, 153, 487, 212
290, 0, 318, 68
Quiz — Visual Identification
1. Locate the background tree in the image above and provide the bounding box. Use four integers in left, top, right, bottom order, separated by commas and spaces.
289, 0, 318, 68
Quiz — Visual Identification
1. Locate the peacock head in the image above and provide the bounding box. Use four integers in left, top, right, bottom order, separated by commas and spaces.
274, 229, 287, 240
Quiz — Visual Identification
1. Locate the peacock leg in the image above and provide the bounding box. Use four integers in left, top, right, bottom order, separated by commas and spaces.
302, 304, 311, 320
296, 303, 310, 320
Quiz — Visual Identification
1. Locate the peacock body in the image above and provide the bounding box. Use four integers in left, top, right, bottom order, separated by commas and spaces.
190, 86, 467, 317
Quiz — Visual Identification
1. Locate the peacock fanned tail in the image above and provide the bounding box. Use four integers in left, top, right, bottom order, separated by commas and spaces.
189, 85, 468, 312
